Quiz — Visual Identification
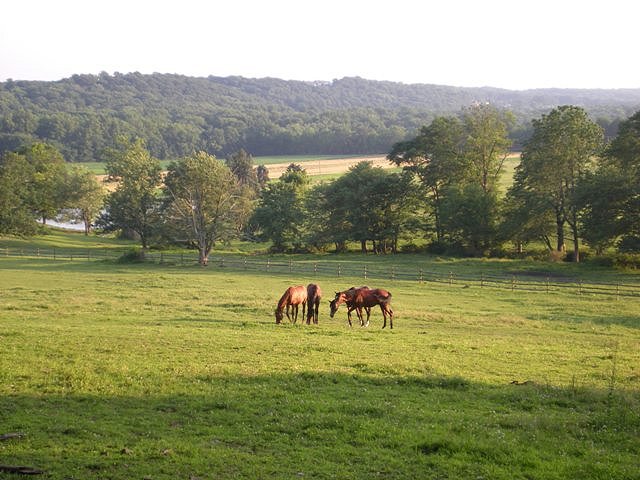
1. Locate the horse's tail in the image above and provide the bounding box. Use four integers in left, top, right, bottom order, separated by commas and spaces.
377, 290, 392, 305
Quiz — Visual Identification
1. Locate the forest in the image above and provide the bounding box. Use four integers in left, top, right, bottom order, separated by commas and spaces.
1, 73, 640, 162
3, 103, 640, 263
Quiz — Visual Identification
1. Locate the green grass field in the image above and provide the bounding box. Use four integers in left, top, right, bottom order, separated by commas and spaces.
1, 231, 639, 479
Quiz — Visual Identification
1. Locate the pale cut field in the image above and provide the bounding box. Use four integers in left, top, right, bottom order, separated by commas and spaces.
265, 155, 392, 178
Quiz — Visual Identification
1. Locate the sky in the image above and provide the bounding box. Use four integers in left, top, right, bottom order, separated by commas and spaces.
1, 0, 639, 90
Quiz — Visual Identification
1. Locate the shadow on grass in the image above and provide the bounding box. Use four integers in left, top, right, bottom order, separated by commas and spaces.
2, 372, 638, 480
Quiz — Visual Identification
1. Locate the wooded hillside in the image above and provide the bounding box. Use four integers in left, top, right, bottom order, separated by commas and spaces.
1, 73, 639, 162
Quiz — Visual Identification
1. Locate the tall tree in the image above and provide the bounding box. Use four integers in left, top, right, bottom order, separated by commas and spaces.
0, 151, 37, 235
389, 106, 512, 253
99, 138, 162, 249
579, 110, 640, 252
251, 164, 309, 252
163, 151, 252, 265
226, 149, 259, 191
20, 142, 67, 224
515, 106, 603, 261
460, 104, 514, 194
64, 166, 105, 235
388, 116, 465, 242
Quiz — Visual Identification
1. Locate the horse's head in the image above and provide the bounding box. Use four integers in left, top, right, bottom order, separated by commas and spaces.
274, 308, 284, 323
329, 291, 347, 318
329, 299, 339, 318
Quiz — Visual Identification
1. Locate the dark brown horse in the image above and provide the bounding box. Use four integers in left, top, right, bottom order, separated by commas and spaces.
275, 285, 307, 324
306, 283, 322, 325
329, 286, 393, 329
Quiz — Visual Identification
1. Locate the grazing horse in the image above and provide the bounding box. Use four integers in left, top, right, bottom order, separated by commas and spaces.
306, 283, 322, 325
275, 285, 307, 324
329, 286, 394, 329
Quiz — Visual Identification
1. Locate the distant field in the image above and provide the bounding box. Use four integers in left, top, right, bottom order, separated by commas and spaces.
70, 153, 521, 188
69, 155, 373, 175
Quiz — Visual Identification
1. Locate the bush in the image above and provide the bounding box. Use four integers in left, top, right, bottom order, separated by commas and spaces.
117, 248, 146, 263
617, 235, 640, 253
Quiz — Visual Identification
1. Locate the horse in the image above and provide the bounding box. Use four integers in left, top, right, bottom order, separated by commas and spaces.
332, 286, 371, 325
306, 283, 322, 325
329, 286, 393, 329
274, 285, 307, 324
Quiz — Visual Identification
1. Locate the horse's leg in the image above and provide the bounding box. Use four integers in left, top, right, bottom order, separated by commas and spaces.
314, 301, 319, 324
346, 307, 353, 327
287, 304, 293, 323
304, 300, 310, 325
357, 307, 366, 327
364, 307, 371, 327
380, 304, 393, 329
293, 304, 298, 323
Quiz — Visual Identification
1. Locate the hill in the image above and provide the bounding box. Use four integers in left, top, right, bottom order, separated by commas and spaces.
1, 73, 639, 161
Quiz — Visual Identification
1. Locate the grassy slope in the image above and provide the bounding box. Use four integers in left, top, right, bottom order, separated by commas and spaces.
1, 232, 639, 479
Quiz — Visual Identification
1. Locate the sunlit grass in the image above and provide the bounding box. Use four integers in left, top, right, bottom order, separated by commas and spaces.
1, 239, 639, 478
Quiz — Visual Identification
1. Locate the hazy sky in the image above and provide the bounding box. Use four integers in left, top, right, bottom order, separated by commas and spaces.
1, 0, 638, 90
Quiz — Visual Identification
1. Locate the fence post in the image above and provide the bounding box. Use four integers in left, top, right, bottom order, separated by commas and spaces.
314, 263, 318, 275
578, 279, 582, 295
546, 276, 550, 294
364, 265, 367, 280
391, 266, 395, 281
480, 273, 484, 288
511, 275, 516, 291
338, 263, 341, 277
449, 271, 453, 285
53, 248, 56, 260
289, 259, 293, 273
267, 258, 270, 271
419, 269, 423, 284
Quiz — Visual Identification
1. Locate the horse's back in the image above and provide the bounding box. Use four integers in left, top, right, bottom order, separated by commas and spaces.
290, 285, 308, 304
307, 283, 322, 302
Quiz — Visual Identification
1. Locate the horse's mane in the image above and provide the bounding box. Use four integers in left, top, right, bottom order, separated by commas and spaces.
276, 290, 290, 311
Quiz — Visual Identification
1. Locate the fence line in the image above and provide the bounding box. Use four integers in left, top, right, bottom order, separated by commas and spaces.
2, 246, 639, 299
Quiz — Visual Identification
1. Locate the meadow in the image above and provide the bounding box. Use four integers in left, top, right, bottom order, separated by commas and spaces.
1, 231, 639, 479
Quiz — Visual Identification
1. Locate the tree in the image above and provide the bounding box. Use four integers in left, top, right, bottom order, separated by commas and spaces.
20, 143, 67, 224
579, 110, 640, 252
226, 149, 259, 191
460, 104, 514, 194
388, 116, 465, 243
389, 106, 512, 253
256, 164, 269, 189
310, 162, 419, 253
163, 151, 252, 265
64, 166, 105, 235
251, 164, 309, 252
98, 138, 162, 249
0, 151, 37, 235
515, 106, 603, 261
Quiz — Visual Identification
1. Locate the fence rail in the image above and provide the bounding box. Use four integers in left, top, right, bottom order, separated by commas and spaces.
2, 246, 640, 299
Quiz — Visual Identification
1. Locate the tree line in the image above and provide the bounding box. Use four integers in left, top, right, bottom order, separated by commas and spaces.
1, 73, 639, 162
1, 104, 639, 264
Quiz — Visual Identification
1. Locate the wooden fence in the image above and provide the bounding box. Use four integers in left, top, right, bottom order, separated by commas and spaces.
2, 246, 639, 299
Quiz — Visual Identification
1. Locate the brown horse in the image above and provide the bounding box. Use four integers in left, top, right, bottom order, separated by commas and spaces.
275, 285, 307, 324
329, 286, 393, 329
306, 283, 322, 325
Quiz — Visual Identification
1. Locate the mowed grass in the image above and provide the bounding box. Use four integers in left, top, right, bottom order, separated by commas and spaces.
1, 247, 639, 479
71, 155, 369, 175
